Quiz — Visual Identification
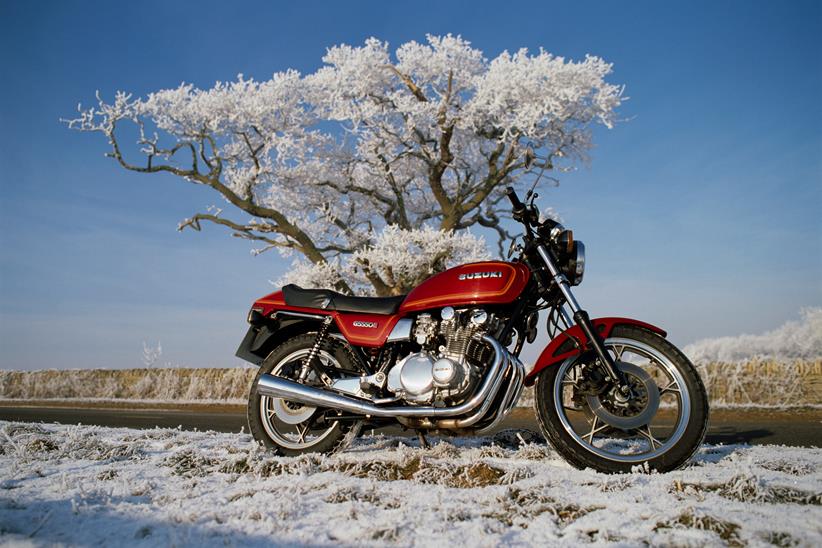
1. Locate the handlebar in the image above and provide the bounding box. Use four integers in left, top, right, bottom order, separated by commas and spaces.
506, 186, 526, 214
506, 186, 542, 231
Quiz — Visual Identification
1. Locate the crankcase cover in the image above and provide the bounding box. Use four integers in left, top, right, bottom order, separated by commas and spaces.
399, 353, 435, 395
432, 357, 463, 387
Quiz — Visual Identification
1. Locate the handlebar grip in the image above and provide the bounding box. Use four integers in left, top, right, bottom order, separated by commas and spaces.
506, 186, 525, 211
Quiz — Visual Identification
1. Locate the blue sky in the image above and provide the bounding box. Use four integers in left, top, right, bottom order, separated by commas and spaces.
0, 0, 820, 370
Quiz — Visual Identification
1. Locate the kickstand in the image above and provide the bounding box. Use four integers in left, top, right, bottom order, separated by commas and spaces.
416, 430, 430, 449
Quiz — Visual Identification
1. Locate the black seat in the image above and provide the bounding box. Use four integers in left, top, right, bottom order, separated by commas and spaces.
282, 284, 405, 315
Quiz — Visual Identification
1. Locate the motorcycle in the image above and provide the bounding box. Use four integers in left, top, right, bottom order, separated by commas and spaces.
236, 187, 709, 473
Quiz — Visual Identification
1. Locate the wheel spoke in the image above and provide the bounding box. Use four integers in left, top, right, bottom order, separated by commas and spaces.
638, 425, 661, 450
585, 416, 598, 443
296, 424, 308, 443
660, 380, 680, 396
583, 416, 610, 444
610, 345, 625, 360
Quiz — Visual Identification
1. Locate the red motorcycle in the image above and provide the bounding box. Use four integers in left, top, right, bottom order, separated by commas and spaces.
237, 188, 708, 473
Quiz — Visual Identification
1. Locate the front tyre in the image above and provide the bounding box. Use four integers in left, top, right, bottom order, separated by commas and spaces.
248, 334, 362, 457
535, 325, 708, 473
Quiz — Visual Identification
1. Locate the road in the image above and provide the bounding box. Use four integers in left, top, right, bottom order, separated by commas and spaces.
1, 404, 819, 447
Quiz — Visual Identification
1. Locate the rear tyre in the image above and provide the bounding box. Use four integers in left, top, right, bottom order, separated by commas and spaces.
534, 325, 708, 473
248, 333, 362, 457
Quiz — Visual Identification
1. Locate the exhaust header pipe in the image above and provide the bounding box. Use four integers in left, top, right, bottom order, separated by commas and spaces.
256, 335, 509, 420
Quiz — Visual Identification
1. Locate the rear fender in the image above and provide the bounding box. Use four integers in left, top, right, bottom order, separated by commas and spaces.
235, 315, 325, 366
524, 317, 667, 386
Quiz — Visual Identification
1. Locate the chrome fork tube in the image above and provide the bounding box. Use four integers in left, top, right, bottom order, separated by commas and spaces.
557, 306, 573, 329
536, 244, 629, 390
536, 244, 581, 313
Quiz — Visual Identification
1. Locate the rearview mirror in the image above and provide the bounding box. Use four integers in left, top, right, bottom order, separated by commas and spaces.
524, 146, 535, 170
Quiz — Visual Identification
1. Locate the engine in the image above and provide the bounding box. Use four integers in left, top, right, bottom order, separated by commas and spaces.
386, 307, 497, 405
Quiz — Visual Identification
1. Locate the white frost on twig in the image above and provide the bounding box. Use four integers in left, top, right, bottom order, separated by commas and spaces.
684, 307, 822, 364
65, 35, 622, 294
275, 225, 490, 295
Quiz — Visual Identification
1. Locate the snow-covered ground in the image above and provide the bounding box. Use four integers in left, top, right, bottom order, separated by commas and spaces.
1, 422, 819, 547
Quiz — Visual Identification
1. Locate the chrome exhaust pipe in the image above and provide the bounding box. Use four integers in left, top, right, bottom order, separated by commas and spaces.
256, 374, 387, 415
425, 353, 524, 431
256, 334, 507, 419
429, 353, 518, 429
476, 355, 526, 434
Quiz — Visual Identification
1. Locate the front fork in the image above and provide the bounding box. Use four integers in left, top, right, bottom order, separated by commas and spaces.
536, 245, 633, 394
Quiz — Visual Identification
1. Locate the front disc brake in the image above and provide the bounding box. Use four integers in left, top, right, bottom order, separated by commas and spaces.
585, 361, 660, 430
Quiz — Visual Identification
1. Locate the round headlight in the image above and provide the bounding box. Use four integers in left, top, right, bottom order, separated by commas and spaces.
561, 241, 585, 285
572, 241, 585, 285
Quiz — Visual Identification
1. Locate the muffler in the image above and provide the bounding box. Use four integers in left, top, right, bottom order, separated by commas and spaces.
256, 334, 507, 419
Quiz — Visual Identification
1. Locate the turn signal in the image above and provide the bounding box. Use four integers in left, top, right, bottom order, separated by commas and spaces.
556, 230, 574, 254
247, 308, 265, 325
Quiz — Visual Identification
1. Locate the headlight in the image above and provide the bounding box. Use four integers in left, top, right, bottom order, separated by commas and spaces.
576, 241, 586, 279
560, 241, 585, 286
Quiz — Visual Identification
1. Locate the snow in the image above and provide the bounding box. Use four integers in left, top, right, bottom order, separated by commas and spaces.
0, 368, 253, 403
683, 308, 822, 407
66, 35, 623, 295
684, 307, 822, 365
1, 422, 820, 547
276, 226, 490, 295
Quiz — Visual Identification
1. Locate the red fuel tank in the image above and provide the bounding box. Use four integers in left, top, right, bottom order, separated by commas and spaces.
399, 261, 530, 313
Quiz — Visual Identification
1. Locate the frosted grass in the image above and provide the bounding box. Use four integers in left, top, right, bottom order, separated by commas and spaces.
1, 421, 820, 547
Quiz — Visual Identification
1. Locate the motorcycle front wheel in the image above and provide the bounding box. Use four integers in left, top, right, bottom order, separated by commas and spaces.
534, 325, 709, 473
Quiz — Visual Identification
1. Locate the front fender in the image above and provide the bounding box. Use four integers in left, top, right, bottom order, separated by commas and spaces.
523, 317, 667, 386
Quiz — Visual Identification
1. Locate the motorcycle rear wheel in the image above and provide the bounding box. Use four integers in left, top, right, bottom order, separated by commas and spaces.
248, 334, 362, 456
534, 325, 708, 473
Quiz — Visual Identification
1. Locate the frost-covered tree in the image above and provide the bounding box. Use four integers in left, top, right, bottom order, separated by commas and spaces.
277, 225, 490, 296
67, 35, 622, 295
684, 307, 822, 364
141, 341, 162, 368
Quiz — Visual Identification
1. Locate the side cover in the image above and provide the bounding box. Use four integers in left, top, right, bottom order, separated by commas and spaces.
524, 317, 667, 386
238, 290, 402, 362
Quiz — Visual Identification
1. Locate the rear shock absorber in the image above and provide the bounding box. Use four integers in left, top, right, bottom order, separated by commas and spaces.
298, 316, 334, 386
